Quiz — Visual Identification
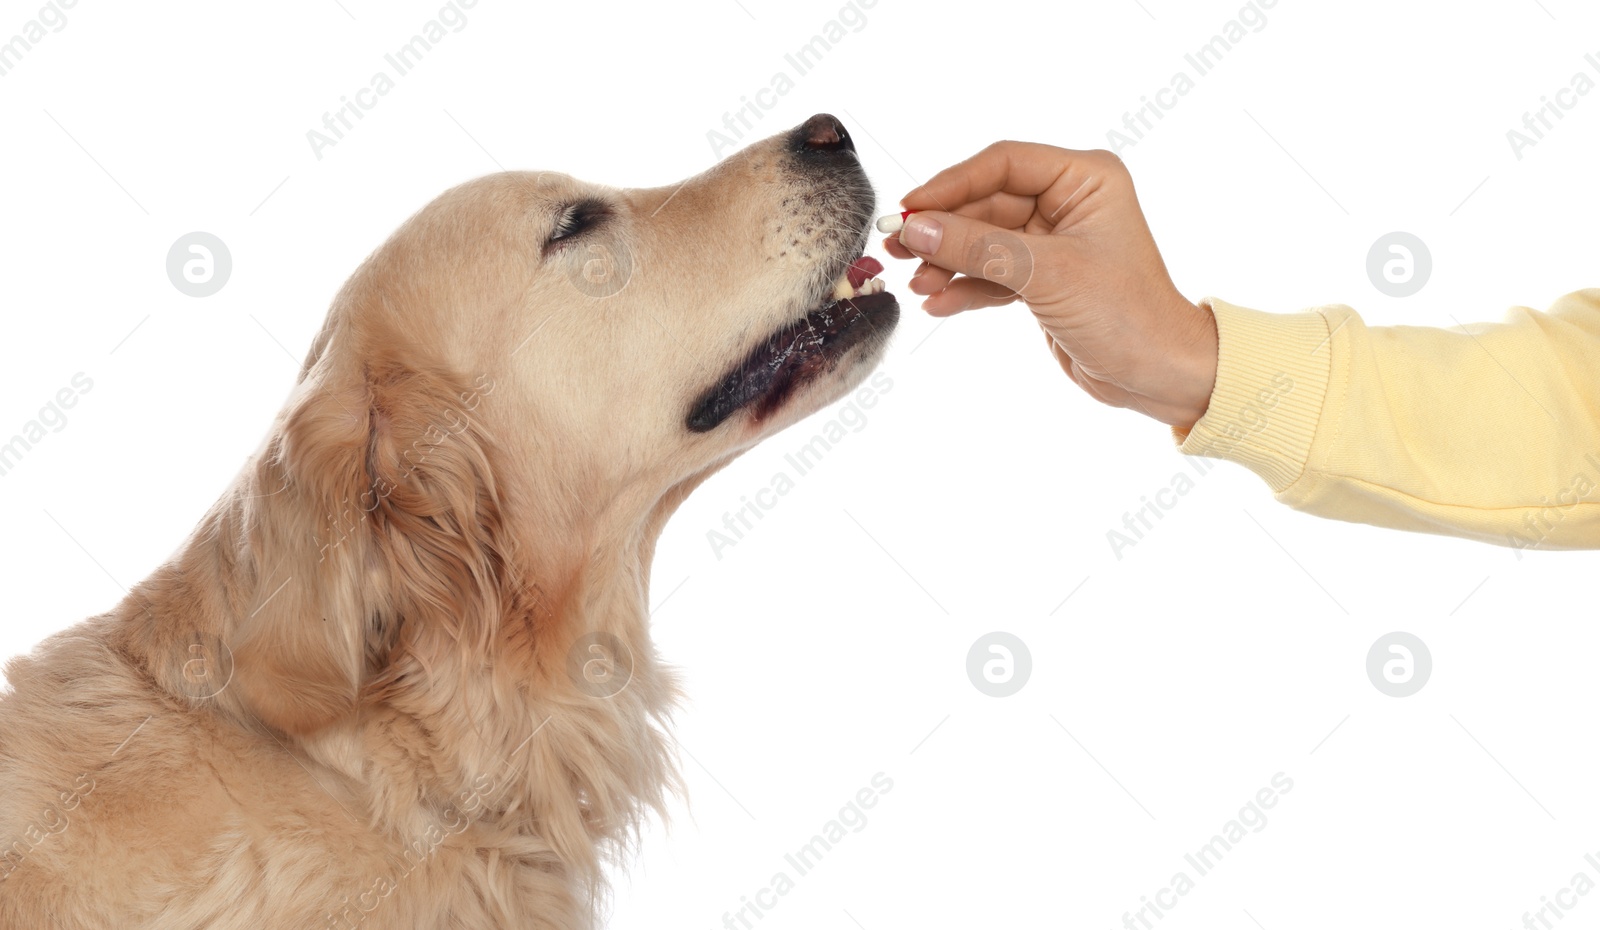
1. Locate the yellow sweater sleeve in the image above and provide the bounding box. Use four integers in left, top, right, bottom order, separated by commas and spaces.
1174, 291, 1600, 551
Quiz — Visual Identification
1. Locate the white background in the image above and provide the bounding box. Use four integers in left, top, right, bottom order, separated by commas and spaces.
1, 1, 1596, 928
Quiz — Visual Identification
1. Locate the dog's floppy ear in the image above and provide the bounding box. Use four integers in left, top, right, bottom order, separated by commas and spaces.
229, 356, 508, 735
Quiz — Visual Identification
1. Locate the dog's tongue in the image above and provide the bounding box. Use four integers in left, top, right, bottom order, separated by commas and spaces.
846, 256, 883, 290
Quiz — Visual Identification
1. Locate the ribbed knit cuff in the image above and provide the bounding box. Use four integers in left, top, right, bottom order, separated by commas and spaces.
1172, 298, 1332, 493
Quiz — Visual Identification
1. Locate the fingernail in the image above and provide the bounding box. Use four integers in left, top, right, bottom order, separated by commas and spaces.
900, 214, 942, 254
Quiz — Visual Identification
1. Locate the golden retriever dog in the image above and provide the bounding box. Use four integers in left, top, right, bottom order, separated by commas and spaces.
0, 113, 896, 929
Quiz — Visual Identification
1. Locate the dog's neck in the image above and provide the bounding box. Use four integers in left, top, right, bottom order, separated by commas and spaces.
107, 437, 690, 905
345, 526, 680, 892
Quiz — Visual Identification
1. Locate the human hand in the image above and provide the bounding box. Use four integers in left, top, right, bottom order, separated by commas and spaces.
884, 142, 1218, 429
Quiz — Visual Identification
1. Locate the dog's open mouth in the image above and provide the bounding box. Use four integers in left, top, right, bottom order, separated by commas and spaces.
687, 257, 898, 433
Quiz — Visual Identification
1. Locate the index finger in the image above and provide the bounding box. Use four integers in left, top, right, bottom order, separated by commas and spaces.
900, 141, 1123, 216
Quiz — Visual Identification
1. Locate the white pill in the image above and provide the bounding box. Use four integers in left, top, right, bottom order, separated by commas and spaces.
875, 211, 914, 234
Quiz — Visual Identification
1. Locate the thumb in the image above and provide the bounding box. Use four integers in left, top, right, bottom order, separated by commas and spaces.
896, 211, 1039, 298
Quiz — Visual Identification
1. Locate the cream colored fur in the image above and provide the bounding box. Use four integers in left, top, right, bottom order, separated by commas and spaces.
0, 125, 888, 929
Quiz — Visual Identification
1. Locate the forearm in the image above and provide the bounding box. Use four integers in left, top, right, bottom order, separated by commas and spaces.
1175, 292, 1600, 551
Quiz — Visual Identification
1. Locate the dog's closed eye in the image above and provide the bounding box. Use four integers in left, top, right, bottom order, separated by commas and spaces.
545, 199, 610, 254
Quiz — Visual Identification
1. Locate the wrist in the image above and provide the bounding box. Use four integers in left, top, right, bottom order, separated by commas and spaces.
1178, 299, 1219, 428
1145, 297, 1217, 429
1172, 298, 1332, 493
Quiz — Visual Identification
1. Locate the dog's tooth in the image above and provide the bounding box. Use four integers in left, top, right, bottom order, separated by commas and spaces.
829, 269, 885, 301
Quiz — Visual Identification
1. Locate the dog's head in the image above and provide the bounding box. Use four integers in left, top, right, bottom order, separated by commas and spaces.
219, 114, 897, 734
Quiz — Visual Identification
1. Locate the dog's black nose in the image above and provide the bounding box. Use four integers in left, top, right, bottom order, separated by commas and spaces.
795, 113, 855, 155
